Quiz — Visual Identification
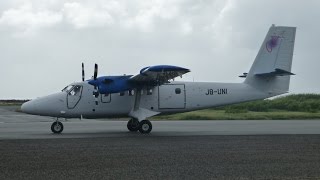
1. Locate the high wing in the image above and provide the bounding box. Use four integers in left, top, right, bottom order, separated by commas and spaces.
129, 65, 190, 86
87, 65, 190, 94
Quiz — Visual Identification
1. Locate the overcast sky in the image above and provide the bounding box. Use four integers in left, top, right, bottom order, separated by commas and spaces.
0, 0, 319, 99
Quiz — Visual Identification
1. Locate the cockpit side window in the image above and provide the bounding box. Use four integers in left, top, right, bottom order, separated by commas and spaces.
68, 85, 82, 96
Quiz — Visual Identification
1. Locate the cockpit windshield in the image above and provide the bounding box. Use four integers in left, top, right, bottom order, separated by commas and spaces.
62, 85, 74, 92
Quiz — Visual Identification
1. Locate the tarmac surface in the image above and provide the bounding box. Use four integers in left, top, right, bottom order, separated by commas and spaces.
1, 106, 320, 179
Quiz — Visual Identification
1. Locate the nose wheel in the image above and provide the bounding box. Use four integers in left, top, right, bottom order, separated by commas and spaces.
51, 121, 64, 134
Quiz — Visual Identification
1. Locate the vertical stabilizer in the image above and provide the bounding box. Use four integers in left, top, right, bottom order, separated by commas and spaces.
244, 25, 296, 95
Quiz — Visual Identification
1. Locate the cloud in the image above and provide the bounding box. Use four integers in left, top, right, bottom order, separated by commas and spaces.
121, 0, 181, 32
1, 0, 320, 98
180, 21, 193, 35
210, 0, 235, 47
0, 0, 188, 34
1, 0, 233, 37
0, 2, 62, 35
62, 2, 114, 29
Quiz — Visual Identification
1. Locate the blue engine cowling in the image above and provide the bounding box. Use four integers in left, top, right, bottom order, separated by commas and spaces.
88, 75, 134, 94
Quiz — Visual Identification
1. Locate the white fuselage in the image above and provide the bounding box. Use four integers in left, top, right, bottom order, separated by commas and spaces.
22, 81, 273, 119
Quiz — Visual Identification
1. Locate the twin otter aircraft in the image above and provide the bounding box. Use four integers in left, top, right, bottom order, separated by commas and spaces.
22, 25, 296, 134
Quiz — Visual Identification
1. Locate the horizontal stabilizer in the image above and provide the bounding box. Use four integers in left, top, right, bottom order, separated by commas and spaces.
239, 73, 248, 78
255, 68, 295, 77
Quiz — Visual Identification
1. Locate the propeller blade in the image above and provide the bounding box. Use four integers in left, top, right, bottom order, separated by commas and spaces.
93, 63, 99, 105
94, 64, 98, 80
82, 63, 85, 82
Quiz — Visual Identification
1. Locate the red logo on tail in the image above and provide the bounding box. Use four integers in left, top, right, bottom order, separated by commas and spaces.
266, 36, 280, 53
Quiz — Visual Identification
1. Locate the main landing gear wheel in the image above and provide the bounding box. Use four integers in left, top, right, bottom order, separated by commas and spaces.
51, 121, 64, 134
139, 120, 152, 134
127, 118, 140, 132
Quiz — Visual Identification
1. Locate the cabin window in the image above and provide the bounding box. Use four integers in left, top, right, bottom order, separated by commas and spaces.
175, 88, 181, 94
120, 92, 125, 96
101, 93, 111, 103
147, 89, 153, 95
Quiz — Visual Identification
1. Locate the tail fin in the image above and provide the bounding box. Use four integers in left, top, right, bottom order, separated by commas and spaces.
244, 24, 296, 96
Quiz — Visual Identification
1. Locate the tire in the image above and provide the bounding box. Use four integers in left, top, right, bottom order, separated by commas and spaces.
127, 118, 140, 132
139, 120, 152, 134
51, 121, 64, 134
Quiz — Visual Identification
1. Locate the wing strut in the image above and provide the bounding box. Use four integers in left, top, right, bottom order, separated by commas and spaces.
128, 89, 160, 121
133, 89, 142, 111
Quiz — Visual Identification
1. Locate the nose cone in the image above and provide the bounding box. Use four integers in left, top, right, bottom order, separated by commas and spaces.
21, 101, 36, 114
21, 92, 67, 117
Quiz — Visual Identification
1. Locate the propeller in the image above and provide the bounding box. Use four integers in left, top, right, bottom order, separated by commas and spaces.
82, 63, 85, 81
93, 63, 99, 105
94, 64, 98, 80
83, 63, 100, 105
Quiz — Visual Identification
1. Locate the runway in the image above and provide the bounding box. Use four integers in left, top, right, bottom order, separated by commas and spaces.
1, 106, 320, 179
1, 106, 320, 139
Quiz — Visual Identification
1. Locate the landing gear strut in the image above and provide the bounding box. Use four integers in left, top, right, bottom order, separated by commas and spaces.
128, 89, 153, 134
51, 120, 64, 134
